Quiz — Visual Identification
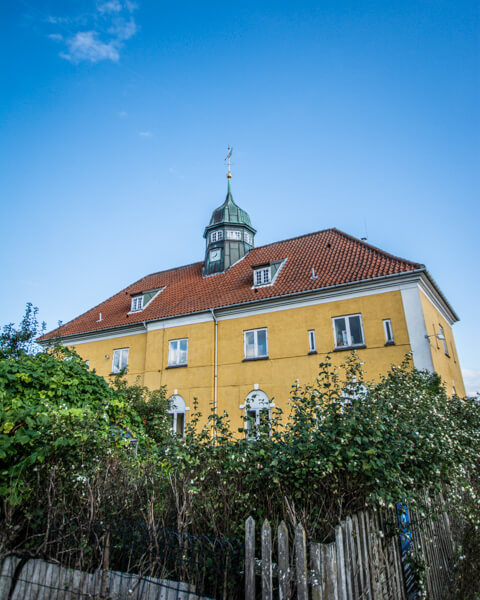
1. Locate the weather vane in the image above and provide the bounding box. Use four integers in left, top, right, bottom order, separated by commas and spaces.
225, 145, 233, 178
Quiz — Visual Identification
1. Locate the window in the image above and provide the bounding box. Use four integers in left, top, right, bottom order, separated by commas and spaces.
244, 328, 268, 359
333, 314, 365, 349
112, 348, 129, 373
244, 390, 271, 439
211, 230, 223, 242
168, 394, 186, 436
168, 338, 188, 366
244, 232, 253, 245
383, 319, 394, 344
131, 295, 143, 312
254, 267, 271, 286
226, 230, 242, 240
308, 330, 317, 353
130, 288, 164, 313
439, 325, 449, 355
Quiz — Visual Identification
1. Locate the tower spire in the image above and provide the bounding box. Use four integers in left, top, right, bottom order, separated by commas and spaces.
225, 145, 233, 180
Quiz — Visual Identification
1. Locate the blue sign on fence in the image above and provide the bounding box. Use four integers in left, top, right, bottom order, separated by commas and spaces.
396, 502, 412, 555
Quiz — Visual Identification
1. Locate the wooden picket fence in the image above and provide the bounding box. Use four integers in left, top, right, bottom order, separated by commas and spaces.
245, 504, 456, 599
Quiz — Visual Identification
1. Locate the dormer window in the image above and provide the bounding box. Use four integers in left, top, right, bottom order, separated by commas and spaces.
211, 230, 223, 242
252, 259, 286, 288
255, 268, 271, 286
226, 230, 242, 240
129, 287, 165, 313
131, 295, 143, 312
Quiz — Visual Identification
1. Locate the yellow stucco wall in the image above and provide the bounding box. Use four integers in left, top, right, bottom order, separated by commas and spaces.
419, 290, 466, 396
71, 290, 415, 432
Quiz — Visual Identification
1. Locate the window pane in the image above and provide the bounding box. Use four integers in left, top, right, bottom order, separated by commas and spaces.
335, 318, 347, 347
176, 412, 185, 436
113, 351, 120, 371
120, 349, 129, 369
257, 330, 267, 356
245, 331, 255, 358
168, 341, 177, 364
168, 413, 175, 432
349, 316, 363, 345
255, 271, 262, 285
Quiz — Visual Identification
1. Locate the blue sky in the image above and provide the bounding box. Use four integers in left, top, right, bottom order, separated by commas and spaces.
1, 1, 479, 394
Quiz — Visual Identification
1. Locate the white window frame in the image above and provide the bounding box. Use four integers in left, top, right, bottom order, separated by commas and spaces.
210, 230, 223, 242
244, 328, 268, 360
167, 394, 187, 436
308, 330, 317, 353
332, 314, 365, 349
439, 325, 449, 355
383, 319, 394, 344
226, 229, 242, 240
244, 232, 253, 244
254, 267, 271, 286
243, 390, 272, 440
131, 295, 143, 312
168, 338, 188, 367
112, 348, 129, 374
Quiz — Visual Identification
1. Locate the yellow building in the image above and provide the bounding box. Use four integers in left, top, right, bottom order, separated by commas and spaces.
39, 174, 466, 434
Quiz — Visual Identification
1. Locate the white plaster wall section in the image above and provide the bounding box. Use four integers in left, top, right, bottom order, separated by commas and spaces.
401, 285, 434, 371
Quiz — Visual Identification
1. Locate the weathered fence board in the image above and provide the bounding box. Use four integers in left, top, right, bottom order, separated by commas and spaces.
246, 501, 457, 600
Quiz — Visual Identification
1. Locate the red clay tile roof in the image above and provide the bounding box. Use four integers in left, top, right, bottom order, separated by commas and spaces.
39, 228, 424, 340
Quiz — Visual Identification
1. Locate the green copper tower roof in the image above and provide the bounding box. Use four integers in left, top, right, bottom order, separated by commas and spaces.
204, 178, 256, 237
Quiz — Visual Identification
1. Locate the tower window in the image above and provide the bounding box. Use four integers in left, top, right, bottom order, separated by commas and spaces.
226, 230, 242, 240
244, 232, 253, 245
211, 230, 223, 242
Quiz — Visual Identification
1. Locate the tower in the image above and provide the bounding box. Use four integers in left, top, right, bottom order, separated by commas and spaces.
203, 160, 256, 276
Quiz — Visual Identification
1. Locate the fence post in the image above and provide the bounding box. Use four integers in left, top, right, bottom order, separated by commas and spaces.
101, 526, 110, 598
278, 521, 290, 600
323, 543, 338, 600
310, 542, 323, 600
335, 524, 347, 600
295, 523, 308, 600
262, 520, 273, 600
245, 516, 256, 600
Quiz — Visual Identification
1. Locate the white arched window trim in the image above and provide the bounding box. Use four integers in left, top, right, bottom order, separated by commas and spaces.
167, 394, 189, 436
241, 390, 274, 439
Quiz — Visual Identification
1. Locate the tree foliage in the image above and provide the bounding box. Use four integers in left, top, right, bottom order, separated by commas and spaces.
0, 303, 46, 359
1, 306, 479, 594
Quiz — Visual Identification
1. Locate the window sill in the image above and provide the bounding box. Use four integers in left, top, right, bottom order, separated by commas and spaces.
110, 371, 127, 376
166, 364, 188, 369
384, 341, 395, 346
243, 356, 269, 362
333, 345, 366, 352
308, 350, 318, 355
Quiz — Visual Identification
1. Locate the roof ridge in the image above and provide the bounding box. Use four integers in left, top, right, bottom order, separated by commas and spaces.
331, 228, 424, 268
252, 227, 335, 251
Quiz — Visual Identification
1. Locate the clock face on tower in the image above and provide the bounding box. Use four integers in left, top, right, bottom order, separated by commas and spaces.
209, 248, 221, 262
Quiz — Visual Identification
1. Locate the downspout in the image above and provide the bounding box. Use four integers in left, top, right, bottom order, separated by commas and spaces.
210, 308, 218, 444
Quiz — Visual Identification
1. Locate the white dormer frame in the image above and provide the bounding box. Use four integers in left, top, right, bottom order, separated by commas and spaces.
252, 258, 287, 289
129, 287, 166, 313
131, 296, 144, 312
